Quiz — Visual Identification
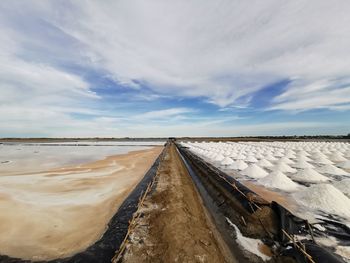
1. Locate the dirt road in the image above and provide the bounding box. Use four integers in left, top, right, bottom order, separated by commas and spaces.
121, 144, 234, 263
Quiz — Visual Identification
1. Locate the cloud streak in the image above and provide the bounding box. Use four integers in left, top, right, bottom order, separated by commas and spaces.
270, 79, 350, 111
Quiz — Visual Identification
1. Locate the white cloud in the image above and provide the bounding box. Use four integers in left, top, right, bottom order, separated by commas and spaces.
36, 0, 350, 108
0, 26, 100, 136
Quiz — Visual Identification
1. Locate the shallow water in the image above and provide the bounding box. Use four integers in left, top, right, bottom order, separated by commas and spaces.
0, 141, 163, 175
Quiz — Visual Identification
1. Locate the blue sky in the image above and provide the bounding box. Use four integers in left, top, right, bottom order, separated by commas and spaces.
1, 1, 350, 137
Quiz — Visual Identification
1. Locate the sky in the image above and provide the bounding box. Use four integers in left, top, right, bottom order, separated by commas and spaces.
1, 0, 350, 137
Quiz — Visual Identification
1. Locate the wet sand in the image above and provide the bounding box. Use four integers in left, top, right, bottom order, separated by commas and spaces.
0, 147, 162, 261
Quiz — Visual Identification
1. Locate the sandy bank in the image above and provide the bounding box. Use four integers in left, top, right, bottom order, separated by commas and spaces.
0, 147, 162, 261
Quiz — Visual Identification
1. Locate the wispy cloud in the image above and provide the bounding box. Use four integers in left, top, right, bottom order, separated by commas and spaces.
270, 79, 350, 111
134, 108, 193, 120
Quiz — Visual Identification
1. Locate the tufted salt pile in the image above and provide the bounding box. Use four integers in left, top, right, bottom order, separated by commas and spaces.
292, 159, 314, 169
221, 157, 234, 166
279, 157, 294, 164
230, 160, 248, 171
328, 152, 347, 162
258, 171, 300, 191
317, 164, 349, 176
241, 164, 268, 179
257, 158, 273, 167
293, 184, 350, 218
337, 160, 350, 169
333, 179, 350, 198
291, 168, 329, 183
270, 161, 297, 173
313, 156, 334, 164
245, 155, 258, 163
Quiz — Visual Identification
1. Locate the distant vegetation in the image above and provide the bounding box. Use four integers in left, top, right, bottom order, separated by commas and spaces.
0, 134, 349, 142
0, 137, 166, 142
176, 134, 350, 142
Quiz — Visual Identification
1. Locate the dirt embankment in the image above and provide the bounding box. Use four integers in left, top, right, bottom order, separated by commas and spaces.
120, 144, 233, 263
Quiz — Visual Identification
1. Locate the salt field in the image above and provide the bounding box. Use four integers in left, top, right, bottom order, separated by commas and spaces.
181, 140, 350, 260
0, 142, 163, 260
0, 141, 164, 175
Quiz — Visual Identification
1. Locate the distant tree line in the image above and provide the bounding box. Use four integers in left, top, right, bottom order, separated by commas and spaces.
0, 134, 349, 142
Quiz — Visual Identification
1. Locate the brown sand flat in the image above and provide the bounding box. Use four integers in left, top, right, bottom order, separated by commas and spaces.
0, 147, 162, 261
121, 144, 234, 263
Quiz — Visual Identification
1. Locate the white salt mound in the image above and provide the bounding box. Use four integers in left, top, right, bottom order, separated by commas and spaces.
214, 154, 225, 162
246, 155, 258, 163
241, 164, 268, 179
235, 153, 247, 160
344, 150, 350, 158
313, 152, 328, 159
294, 184, 350, 218
293, 160, 314, 169
279, 157, 294, 164
258, 171, 300, 191
230, 160, 248, 171
285, 151, 296, 158
329, 152, 347, 162
223, 151, 232, 157
255, 153, 264, 159
313, 156, 334, 165
295, 155, 312, 162
333, 179, 350, 198
337, 160, 350, 169
266, 155, 278, 161
270, 162, 297, 173
221, 157, 234, 166
257, 159, 273, 167
317, 164, 349, 176
291, 168, 329, 183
